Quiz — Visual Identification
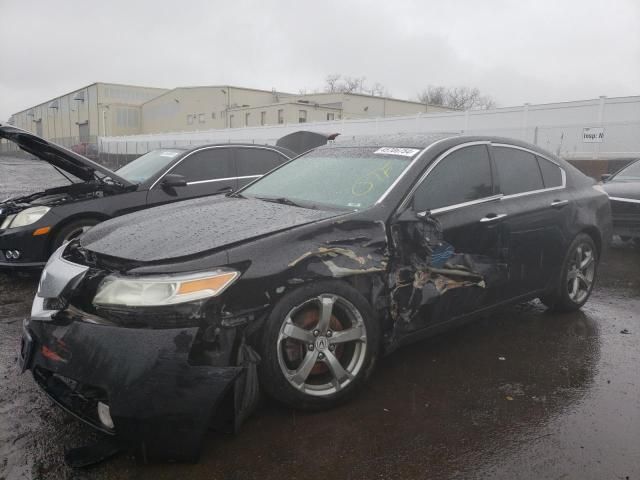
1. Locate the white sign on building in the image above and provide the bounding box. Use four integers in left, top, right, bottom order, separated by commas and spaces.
583, 127, 605, 143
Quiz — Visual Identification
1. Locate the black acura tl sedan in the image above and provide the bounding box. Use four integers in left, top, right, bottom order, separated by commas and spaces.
600, 158, 640, 245
0, 125, 332, 269
20, 134, 611, 463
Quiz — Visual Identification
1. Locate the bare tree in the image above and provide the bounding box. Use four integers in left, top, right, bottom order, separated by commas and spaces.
417, 85, 496, 110
323, 74, 387, 96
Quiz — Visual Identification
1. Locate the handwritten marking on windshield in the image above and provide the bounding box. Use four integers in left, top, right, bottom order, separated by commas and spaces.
352, 161, 394, 196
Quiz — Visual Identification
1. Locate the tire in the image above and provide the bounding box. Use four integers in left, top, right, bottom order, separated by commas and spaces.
51, 218, 100, 253
259, 280, 380, 411
540, 233, 598, 312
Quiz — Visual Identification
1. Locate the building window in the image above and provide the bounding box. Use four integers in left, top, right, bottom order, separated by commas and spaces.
245, 112, 250, 126
261, 111, 266, 126
277, 109, 284, 124
198, 113, 206, 124
298, 110, 307, 123
187, 114, 194, 125
326, 113, 335, 121
211, 112, 216, 119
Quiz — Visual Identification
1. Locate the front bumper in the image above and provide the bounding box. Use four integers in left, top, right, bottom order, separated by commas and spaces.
22, 316, 242, 462
0, 224, 50, 269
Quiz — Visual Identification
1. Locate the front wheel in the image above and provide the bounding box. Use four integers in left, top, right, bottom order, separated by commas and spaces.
540, 233, 598, 312
259, 281, 380, 411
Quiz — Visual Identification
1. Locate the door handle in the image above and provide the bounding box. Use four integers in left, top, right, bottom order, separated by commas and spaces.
551, 199, 569, 208
479, 213, 508, 223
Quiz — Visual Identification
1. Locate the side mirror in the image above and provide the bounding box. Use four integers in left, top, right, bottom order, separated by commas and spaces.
600, 173, 612, 183
162, 174, 187, 188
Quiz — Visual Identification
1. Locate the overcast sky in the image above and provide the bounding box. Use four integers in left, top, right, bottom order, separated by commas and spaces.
1, 0, 638, 121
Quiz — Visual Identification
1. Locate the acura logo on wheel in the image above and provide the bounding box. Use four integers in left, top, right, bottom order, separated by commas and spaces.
315, 337, 329, 351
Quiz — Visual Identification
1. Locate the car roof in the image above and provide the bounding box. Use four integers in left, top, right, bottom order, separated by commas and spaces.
165, 143, 296, 158
321, 133, 564, 162
331, 132, 458, 149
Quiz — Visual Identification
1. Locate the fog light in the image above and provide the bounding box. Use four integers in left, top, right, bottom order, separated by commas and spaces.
12, 250, 21, 259
97, 401, 114, 429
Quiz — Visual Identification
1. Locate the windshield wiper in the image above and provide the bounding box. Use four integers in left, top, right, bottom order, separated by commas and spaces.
256, 196, 306, 208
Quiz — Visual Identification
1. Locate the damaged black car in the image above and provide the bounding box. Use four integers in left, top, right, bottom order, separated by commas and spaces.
0, 125, 332, 269
20, 134, 612, 463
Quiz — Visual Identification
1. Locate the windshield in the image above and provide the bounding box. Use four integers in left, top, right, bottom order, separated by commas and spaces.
115, 149, 183, 184
241, 147, 416, 210
610, 160, 640, 182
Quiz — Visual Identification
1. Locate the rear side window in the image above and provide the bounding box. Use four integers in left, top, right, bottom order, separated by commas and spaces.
493, 147, 544, 195
537, 156, 563, 188
413, 145, 494, 211
236, 148, 287, 177
172, 148, 233, 182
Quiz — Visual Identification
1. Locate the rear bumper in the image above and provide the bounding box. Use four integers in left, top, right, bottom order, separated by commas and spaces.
22, 316, 243, 462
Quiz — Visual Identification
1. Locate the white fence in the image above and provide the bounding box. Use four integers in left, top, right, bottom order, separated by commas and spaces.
90, 95, 640, 161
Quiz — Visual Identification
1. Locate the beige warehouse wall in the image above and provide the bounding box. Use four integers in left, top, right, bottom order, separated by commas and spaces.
228, 103, 341, 127
142, 86, 288, 133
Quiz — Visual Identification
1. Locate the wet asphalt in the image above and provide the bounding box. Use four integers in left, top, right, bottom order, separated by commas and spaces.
1, 157, 639, 479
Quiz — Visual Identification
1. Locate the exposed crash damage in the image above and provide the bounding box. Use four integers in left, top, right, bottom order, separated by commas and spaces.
19, 134, 611, 465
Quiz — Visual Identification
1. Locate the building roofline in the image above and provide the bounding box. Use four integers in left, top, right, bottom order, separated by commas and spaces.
296, 91, 451, 109
227, 101, 342, 112
11, 82, 169, 116
141, 84, 295, 106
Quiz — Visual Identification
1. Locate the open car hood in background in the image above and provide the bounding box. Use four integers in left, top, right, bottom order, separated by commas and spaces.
0, 124, 133, 186
276, 131, 340, 155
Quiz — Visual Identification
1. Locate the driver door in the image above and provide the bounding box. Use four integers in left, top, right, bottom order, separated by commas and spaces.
390, 143, 510, 334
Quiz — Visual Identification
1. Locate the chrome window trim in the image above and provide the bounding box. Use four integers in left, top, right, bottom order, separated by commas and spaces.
375, 136, 456, 205
428, 194, 504, 215
150, 145, 289, 190
609, 196, 640, 204
397, 140, 492, 212
186, 174, 261, 186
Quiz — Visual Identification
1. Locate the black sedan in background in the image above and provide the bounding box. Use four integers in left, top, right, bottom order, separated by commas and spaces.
0, 125, 333, 269
21, 134, 611, 463
601, 159, 640, 245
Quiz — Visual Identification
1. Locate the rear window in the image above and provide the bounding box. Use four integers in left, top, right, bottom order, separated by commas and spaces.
537, 156, 563, 188
493, 147, 544, 195
236, 148, 287, 177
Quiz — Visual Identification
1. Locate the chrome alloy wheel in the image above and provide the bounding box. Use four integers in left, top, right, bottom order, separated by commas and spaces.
277, 294, 368, 397
567, 242, 596, 303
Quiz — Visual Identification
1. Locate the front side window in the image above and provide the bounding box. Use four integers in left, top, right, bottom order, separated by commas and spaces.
116, 149, 183, 184
413, 145, 494, 212
493, 147, 544, 195
242, 147, 415, 210
170, 148, 233, 183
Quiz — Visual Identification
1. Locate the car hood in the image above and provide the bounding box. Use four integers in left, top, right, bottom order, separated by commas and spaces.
601, 181, 640, 201
0, 124, 132, 187
80, 195, 341, 263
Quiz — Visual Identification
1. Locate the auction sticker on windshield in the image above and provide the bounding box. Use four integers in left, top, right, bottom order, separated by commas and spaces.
374, 147, 420, 157
160, 151, 179, 158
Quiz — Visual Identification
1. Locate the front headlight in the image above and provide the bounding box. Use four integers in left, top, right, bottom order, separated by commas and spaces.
3, 206, 50, 229
93, 269, 240, 307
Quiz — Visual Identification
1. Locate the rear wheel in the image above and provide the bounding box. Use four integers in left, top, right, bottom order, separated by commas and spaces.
51, 218, 100, 253
259, 281, 380, 411
541, 233, 598, 312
